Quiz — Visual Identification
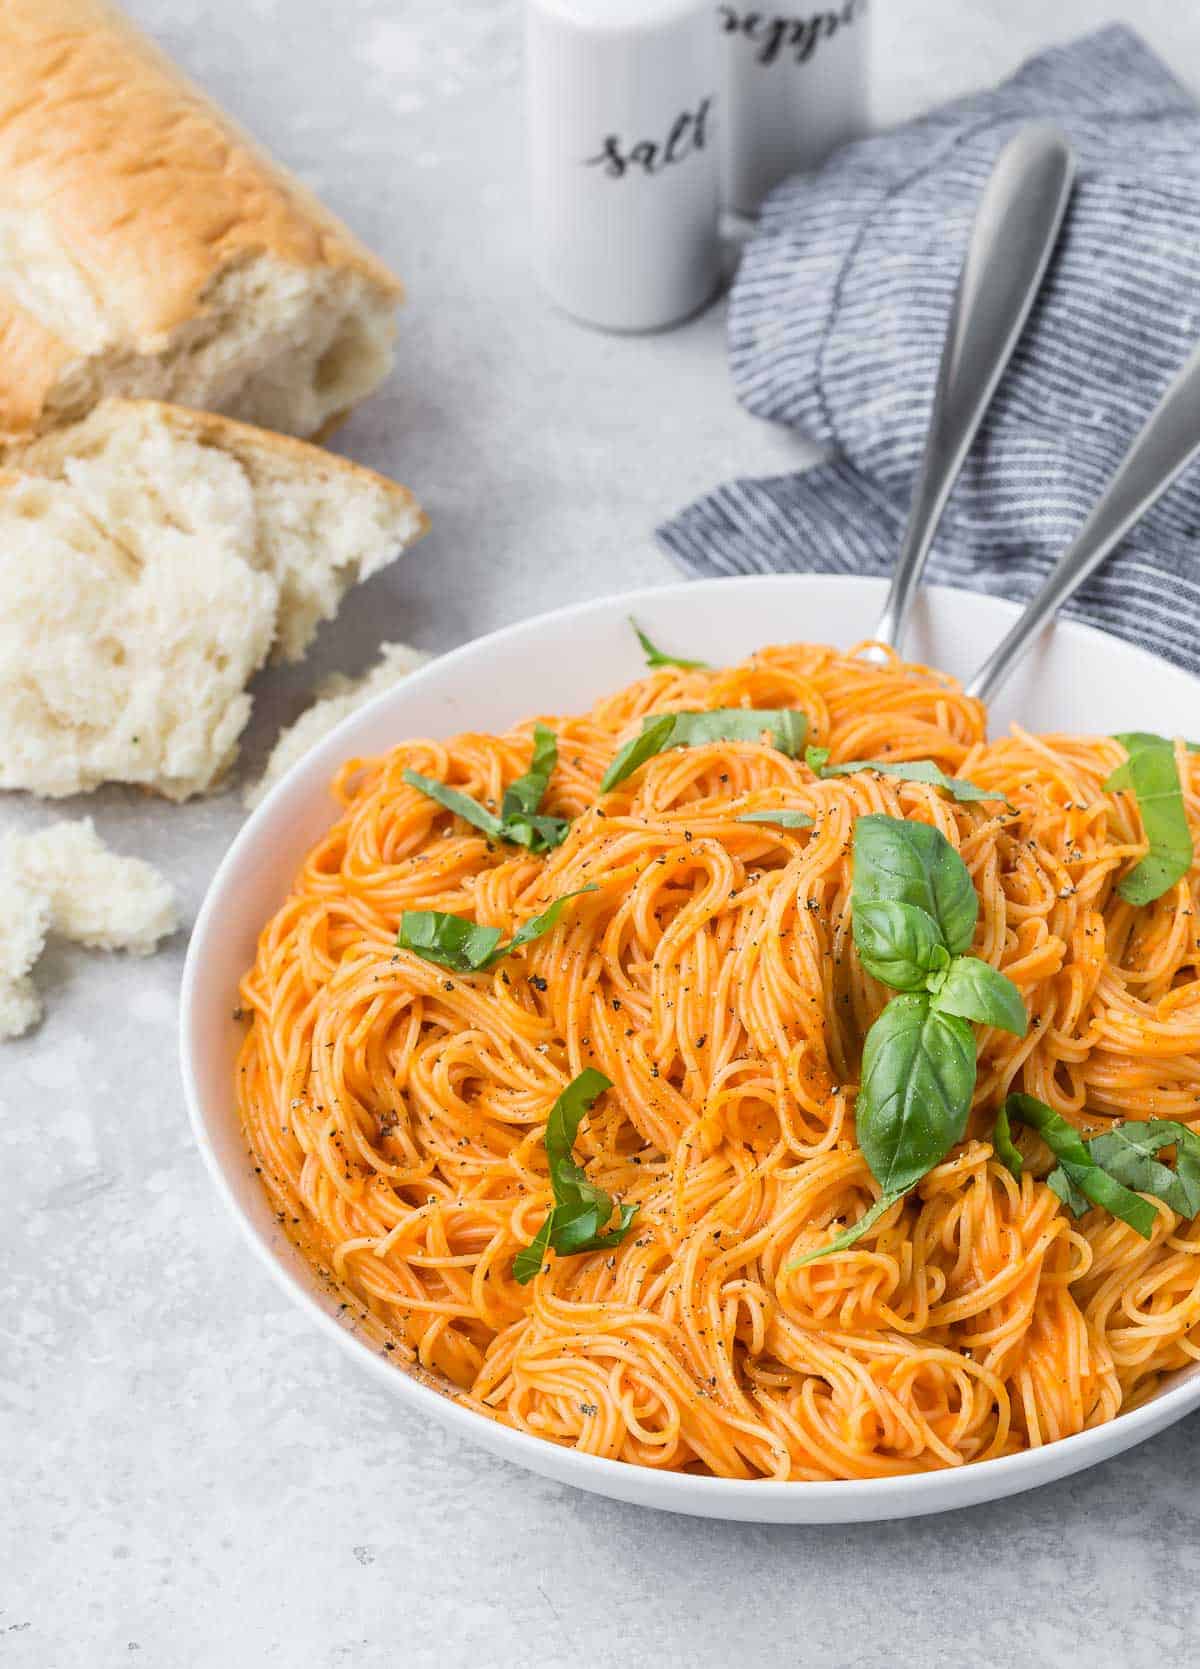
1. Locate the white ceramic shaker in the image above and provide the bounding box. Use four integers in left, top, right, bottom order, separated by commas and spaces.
526, 0, 721, 332
718, 0, 871, 216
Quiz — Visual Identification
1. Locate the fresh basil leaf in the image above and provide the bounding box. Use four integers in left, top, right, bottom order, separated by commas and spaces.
398, 886, 596, 973
500, 811, 572, 851
504, 888, 596, 955
543, 1068, 612, 1185
1104, 732, 1194, 905
601, 707, 807, 792
396, 910, 504, 971
552, 1199, 639, 1257
856, 993, 976, 1196
600, 713, 678, 793
736, 808, 814, 829
852, 814, 978, 957
667, 708, 808, 755
1003, 1094, 1096, 1169
513, 1068, 639, 1283
1045, 1165, 1092, 1218
405, 730, 571, 855
1001, 1094, 1157, 1238
1085, 1119, 1200, 1221
807, 749, 1002, 805
785, 1190, 906, 1269
502, 724, 558, 817
853, 900, 949, 991
991, 1100, 1023, 1180
631, 618, 709, 671
511, 1214, 553, 1284
402, 768, 504, 840
929, 956, 1027, 1036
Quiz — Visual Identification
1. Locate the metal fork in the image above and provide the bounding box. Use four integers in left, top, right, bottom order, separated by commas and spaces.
966, 338, 1200, 703
872, 123, 1076, 656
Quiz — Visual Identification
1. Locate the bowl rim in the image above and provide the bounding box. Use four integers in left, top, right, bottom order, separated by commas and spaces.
180, 573, 1200, 1519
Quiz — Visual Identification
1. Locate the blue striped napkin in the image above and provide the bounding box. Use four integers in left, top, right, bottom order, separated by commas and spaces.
658, 26, 1200, 674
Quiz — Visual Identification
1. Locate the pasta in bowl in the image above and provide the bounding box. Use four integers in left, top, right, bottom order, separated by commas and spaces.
183, 576, 1200, 1520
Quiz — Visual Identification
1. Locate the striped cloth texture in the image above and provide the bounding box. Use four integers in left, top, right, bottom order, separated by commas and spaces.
657, 26, 1200, 674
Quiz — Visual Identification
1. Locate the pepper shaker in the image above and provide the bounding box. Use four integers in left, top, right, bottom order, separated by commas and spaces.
718, 0, 871, 216
526, 0, 721, 333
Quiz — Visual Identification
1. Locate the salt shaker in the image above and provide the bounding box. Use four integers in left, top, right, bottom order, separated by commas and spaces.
719, 0, 871, 216
526, 0, 721, 332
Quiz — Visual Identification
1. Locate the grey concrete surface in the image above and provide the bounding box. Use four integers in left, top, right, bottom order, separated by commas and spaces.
3, 2, 1199, 1664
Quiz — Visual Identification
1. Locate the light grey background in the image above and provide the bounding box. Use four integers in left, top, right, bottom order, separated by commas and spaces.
3, 3, 1198, 1664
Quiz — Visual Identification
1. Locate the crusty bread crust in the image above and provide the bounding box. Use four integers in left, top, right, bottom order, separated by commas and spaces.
0, 301, 74, 436
15, 398, 429, 533
0, 0, 403, 438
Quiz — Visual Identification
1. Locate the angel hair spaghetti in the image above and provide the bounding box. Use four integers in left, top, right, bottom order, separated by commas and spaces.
235, 638, 1200, 1480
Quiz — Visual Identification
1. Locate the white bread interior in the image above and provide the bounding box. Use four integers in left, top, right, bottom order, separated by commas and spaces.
245, 642, 429, 809
14, 255, 400, 443
0, 0, 404, 442
0, 400, 427, 801
6, 817, 177, 956
0, 863, 51, 1040
0, 817, 177, 1039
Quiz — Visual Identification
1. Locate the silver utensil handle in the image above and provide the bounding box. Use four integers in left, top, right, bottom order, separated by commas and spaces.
966, 337, 1200, 704
873, 123, 1076, 653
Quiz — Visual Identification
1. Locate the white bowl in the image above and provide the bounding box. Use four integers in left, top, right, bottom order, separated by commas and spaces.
181, 575, 1200, 1522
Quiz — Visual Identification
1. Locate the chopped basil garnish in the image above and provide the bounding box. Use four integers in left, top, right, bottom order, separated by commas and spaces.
600, 713, 676, 793
403, 724, 569, 854
1104, 732, 1195, 905
789, 815, 1025, 1267
990, 1098, 1025, 1179
995, 1094, 1168, 1239
398, 886, 595, 973
398, 910, 506, 972
512, 1069, 638, 1283
736, 808, 814, 829
1086, 1119, 1200, 1219
401, 770, 504, 841
805, 746, 1002, 805
631, 618, 709, 671
497, 724, 572, 849
601, 707, 807, 792
787, 1192, 903, 1269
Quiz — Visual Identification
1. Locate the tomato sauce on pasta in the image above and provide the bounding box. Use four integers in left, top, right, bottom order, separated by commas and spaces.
235, 643, 1200, 1479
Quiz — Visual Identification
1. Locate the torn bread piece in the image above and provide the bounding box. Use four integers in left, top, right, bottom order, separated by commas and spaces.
0, 867, 51, 1040
0, 818, 177, 1039
0, 399, 427, 800
0, 0, 403, 442
245, 642, 429, 809
8, 818, 177, 955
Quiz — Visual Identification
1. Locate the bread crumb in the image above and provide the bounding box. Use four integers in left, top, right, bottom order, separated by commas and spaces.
0, 818, 177, 1038
0, 867, 50, 1040
245, 642, 428, 809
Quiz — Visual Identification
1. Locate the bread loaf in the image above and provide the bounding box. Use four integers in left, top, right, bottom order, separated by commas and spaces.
0, 399, 427, 800
0, 0, 404, 442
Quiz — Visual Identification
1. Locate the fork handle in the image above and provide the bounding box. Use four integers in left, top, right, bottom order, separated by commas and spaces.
873, 123, 1076, 654
966, 337, 1200, 704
